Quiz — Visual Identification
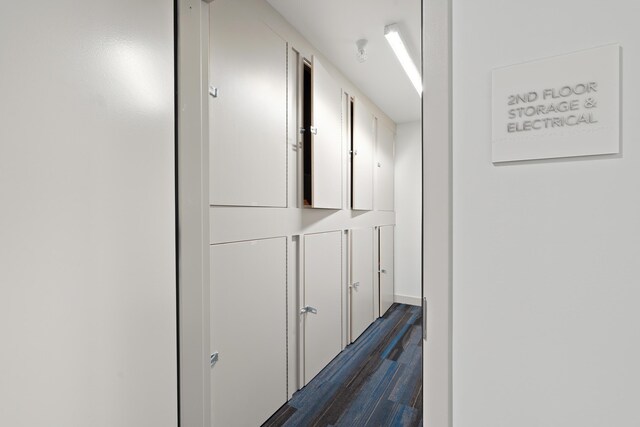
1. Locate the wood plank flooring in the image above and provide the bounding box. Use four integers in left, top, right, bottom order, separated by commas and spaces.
264, 303, 423, 427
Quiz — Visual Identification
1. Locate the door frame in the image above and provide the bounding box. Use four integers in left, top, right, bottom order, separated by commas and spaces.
177, 1, 212, 426
176, 0, 454, 425
422, 0, 453, 426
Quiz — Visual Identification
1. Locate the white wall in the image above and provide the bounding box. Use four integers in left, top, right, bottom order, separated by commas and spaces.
0, 1, 177, 426
395, 121, 422, 302
453, 1, 640, 426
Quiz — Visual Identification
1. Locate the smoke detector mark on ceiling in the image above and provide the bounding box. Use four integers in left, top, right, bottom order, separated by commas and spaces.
356, 39, 368, 63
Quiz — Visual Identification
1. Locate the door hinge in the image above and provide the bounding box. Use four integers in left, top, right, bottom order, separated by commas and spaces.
208, 85, 219, 98
210, 351, 219, 367
300, 305, 318, 315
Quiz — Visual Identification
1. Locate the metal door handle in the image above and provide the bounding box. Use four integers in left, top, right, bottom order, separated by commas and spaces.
310, 126, 318, 135
351, 281, 360, 289
300, 306, 318, 315
379, 269, 387, 274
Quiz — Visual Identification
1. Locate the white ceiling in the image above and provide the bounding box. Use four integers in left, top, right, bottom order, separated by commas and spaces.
267, 0, 421, 124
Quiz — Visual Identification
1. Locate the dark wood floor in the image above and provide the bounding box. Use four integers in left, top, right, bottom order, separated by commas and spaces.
264, 303, 423, 427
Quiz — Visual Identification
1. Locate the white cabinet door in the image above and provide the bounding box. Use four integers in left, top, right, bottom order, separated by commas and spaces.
375, 122, 395, 211
210, 238, 287, 427
210, 1, 287, 207
379, 226, 395, 315
303, 231, 343, 383
311, 56, 343, 209
350, 228, 375, 341
352, 99, 374, 210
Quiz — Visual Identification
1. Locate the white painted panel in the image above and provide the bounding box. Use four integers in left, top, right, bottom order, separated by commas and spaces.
344, 93, 352, 212
373, 226, 381, 319
210, 207, 395, 244
210, 238, 287, 427
395, 121, 422, 301
209, 0, 287, 207
287, 235, 300, 398
454, 1, 640, 426
341, 229, 350, 348
379, 226, 395, 315
303, 231, 343, 383
352, 98, 375, 210
350, 228, 375, 341
289, 47, 300, 209
423, 2, 452, 425
0, 1, 177, 425
205, 0, 397, 248
312, 56, 343, 209
375, 122, 395, 211
178, 1, 211, 425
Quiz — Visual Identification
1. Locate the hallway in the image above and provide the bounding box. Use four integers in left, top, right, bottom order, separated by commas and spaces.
265, 304, 423, 427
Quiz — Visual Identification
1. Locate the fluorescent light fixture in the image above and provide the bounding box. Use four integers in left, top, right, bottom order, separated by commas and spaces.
384, 24, 422, 95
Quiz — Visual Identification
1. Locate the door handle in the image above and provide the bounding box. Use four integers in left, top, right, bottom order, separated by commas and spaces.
379, 269, 387, 274
350, 281, 360, 290
300, 306, 318, 315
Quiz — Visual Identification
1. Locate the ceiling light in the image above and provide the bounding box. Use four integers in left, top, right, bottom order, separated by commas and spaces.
384, 24, 422, 95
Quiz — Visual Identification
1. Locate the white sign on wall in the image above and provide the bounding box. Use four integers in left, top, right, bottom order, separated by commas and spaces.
492, 44, 621, 163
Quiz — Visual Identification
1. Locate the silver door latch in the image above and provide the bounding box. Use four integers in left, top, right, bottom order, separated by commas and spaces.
379, 269, 387, 274
210, 352, 219, 367
310, 126, 318, 135
209, 85, 218, 98
351, 281, 360, 289
300, 306, 318, 315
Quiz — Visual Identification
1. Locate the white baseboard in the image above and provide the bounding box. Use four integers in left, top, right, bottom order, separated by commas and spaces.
394, 294, 422, 307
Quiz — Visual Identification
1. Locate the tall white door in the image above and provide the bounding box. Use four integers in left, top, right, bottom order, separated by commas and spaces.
379, 226, 395, 315
209, 0, 287, 207
210, 238, 287, 427
0, 1, 177, 425
352, 99, 374, 210
375, 122, 395, 211
311, 56, 343, 209
350, 228, 375, 341
303, 231, 343, 384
